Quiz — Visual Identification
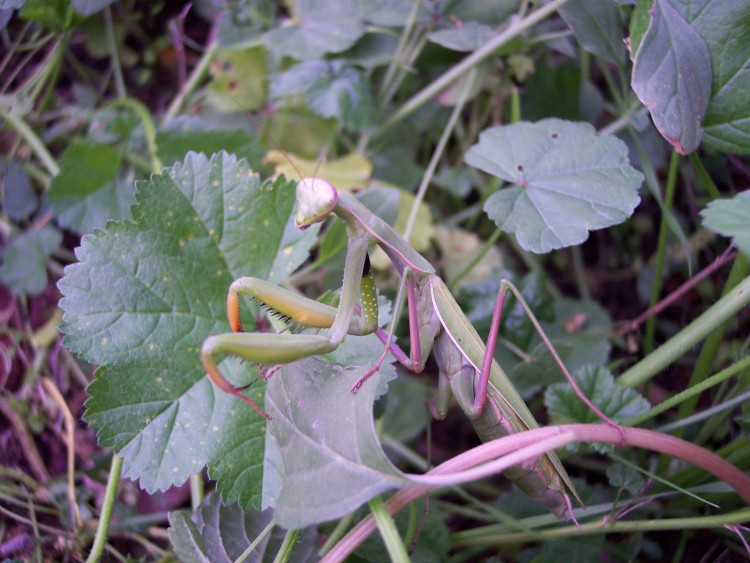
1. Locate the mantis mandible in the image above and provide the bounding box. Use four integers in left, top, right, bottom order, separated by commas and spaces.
202, 177, 621, 519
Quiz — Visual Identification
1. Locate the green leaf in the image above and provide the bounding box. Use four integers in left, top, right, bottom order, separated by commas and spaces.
1, 159, 37, 222
264, 0, 365, 60
207, 47, 268, 112
168, 492, 317, 562
628, 0, 651, 56
427, 22, 497, 52
700, 190, 750, 258
559, 0, 627, 65
271, 61, 374, 131
58, 152, 319, 500
0, 225, 61, 296
607, 463, 645, 495
266, 358, 407, 529
48, 141, 131, 232
465, 119, 643, 253
156, 119, 265, 170
545, 366, 651, 424
631, 0, 712, 154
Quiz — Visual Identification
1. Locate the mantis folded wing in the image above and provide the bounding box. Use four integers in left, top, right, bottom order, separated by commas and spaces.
201, 177, 616, 518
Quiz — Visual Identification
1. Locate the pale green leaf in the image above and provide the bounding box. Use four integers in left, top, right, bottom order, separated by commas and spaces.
266, 358, 407, 529
0, 225, 61, 296
700, 190, 750, 258
264, 0, 365, 60
465, 119, 643, 253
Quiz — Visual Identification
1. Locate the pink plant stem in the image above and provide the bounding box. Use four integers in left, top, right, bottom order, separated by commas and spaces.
321, 424, 750, 562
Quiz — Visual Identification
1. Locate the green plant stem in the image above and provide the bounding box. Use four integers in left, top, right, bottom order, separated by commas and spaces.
189, 473, 204, 511
624, 354, 750, 426
164, 40, 217, 122
403, 68, 476, 242
379, 0, 570, 134
236, 519, 275, 563
618, 274, 750, 388
644, 150, 680, 354
104, 6, 126, 99
86, 454, 122, 563
272, 528, 300, 563
675, 252, 750, 424
0, 107, 59, 176
318, 513, 354, 557
107, 98, 162, 172
688, 152, 721, 199
451, 508, 750, 547
369, 496, 410, 563
446, 227, 502, 291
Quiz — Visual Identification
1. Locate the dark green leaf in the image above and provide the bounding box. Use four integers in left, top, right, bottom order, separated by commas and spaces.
168, 492, 317, 562
465, 119, 643, 253
49, 141, 121, 198
700, 190, 750, 258
0, 225, 61, 296
266, 358, 406, 529
545, 366, 651, 424
264, 0, 365, 60
631, 0, 712, 154
559, 0, 627, 65
48, 141, 130, 232
59, 152, 318, 500
156, 121, 265, 170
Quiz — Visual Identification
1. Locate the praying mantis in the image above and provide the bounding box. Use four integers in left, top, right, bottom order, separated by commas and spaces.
202, 176, 621, 519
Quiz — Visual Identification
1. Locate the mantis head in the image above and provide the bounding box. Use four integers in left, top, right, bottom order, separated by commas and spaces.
295, 178, 338, 230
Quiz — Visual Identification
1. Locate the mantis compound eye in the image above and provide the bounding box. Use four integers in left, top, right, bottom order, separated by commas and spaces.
295, 177, 338, 229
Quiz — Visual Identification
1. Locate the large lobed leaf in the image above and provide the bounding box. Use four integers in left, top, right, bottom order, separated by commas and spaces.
58, 152, 318, 504
465, 119, 643, 253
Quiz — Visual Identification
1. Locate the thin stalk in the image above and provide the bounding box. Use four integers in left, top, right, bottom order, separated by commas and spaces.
623, 354, 750, 426
618, 274, 750, 388
657, 390, 750, 433
676, 253, 750, 423
378, 0, 422, 109
571, 245, 591, 301
235, 519, 275, 563
86, 454, 123, 563
688, 152, 721, 199
107, 98, 162, 172
189, 473, 204, 511
452, 508, 750, 547
0, 107, 59, 176
403, 68, 476, 242
318, 513, 354, 557
104, 6, 126, 99
644, 150, 680, 354
271, 528, 300, 563
369, 496, 410, 563
163, 39, 217, 122
446, 227, 502, 291
379, 0, 570, 134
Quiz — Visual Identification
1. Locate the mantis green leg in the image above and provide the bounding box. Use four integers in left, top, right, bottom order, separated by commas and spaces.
201, 238, 380, 418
